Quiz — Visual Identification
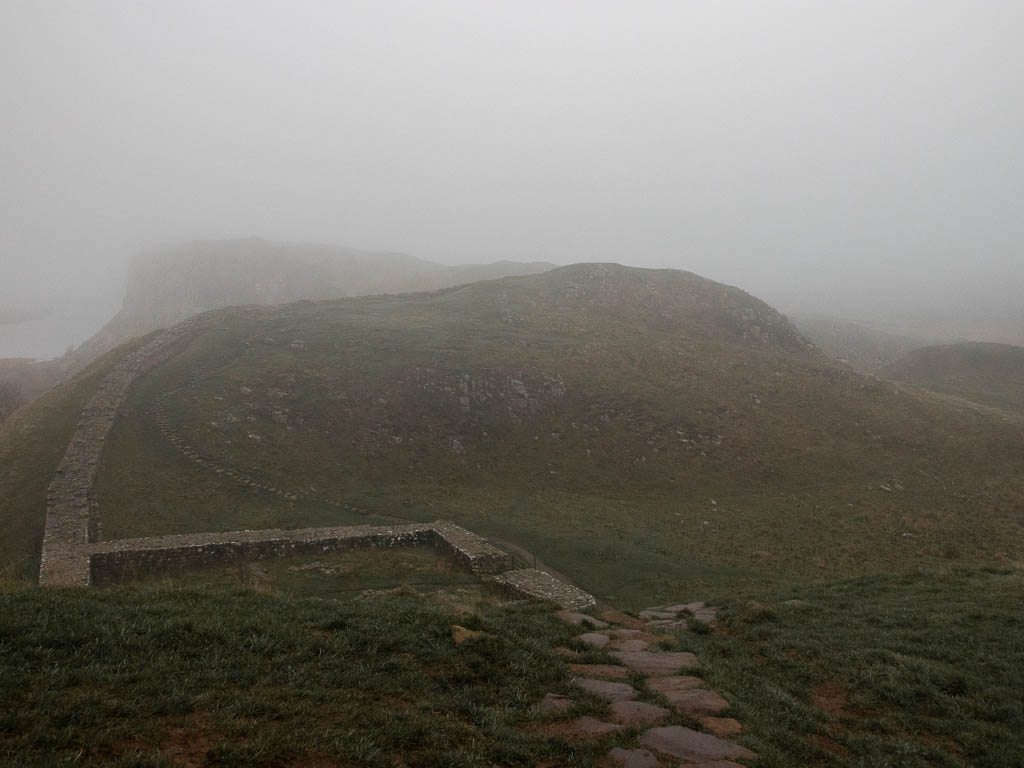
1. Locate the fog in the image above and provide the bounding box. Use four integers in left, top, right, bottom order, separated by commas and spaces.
2, 1, 1022, 358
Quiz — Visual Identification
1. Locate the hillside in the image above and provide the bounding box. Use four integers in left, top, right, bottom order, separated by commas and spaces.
62, 238, 553, 376
881, 342, 1024, 414
0, 263, 996, 601
788, 312, 929, 373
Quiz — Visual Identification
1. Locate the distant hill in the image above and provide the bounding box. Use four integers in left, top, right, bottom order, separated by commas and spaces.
882, 341, 1024, 413
62, 238, 554, 375
788, 312, 929, 372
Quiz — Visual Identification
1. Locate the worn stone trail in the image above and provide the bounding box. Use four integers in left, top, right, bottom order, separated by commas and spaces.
529, 601, 756, 767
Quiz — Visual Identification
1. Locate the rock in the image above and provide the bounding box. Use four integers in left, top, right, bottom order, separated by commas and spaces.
556, 610, 609, 629
700, 716, 743, 738
575, 678, 638, 702
663, 688, 730, 716
611, 650, 699, 676
579, 631, 610, 648
638, 609, 678, 621
606, 747, 659, 768
611, 638, 650, 652
646, 676, 704, 697
608, 700, 670, 726
538, 693, 574, 714
569, 663, 630, 680
638, 726, 756, 762
451, 625, 490, 646
552, 647, 580, 658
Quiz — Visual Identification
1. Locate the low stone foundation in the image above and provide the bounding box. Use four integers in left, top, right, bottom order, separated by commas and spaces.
89, 521, 512, 587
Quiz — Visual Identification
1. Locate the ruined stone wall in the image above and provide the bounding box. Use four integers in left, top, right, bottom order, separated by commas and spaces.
38, 319, 204, 586
89, 521, 512, 586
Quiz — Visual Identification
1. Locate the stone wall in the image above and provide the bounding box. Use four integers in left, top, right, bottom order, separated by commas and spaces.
490, 568, 597, 610
89, 521, 512, 586
38, 319, 203, 586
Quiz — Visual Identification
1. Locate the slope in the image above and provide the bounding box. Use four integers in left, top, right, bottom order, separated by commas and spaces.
882, 341, 1024, 414
70, 263, 1024, 603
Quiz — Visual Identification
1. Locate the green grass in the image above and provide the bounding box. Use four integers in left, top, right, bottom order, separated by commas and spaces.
3, 566, 1020, 766
682, 567, 1024, 768
124, 546, 491, 607
0, 581, 641, 768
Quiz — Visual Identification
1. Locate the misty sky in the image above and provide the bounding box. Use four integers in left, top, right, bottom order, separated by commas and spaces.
2, 1, 1022, 356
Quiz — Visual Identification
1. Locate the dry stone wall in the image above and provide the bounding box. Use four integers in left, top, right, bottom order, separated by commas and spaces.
89, 520, 512, 586
38, 319, 203, 586
491, 568, 597, 610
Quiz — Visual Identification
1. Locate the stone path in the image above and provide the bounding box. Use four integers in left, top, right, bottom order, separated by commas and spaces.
531, 602, 756, 767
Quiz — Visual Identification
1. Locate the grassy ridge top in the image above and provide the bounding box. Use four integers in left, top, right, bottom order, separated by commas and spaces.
882, 341, 1024, 413
76, 263, 1023, 602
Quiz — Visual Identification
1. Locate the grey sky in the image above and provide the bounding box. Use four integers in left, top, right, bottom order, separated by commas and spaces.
2, 0, 1022, 355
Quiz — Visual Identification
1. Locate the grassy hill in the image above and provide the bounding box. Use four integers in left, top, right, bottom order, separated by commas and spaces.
63, 263, 1023, 604
881, 342, 1024, 414
62, 238, 553, 378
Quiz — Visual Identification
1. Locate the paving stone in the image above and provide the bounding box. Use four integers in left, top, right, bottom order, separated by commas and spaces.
646, 675, 704, 696
606, 747, 659, 768
611, 650, 699, 676
611, 638, 651, 652
638, 609, 678, 620
538, 693, 574, 714
700, 716, 743, 738
575, 678, 638, 702
579, 631, 611, 648
570, 663, 630, 680
638, 726, 756, 762
597, 608, 647, 629
556, 610, 610, 628
661, 688, 729, 717
608, 700, 670, 726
